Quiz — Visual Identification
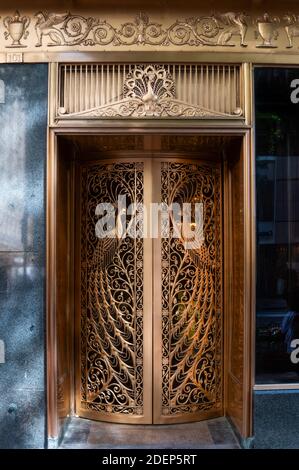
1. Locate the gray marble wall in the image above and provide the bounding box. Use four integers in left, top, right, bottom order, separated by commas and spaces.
0, 64, 48, 448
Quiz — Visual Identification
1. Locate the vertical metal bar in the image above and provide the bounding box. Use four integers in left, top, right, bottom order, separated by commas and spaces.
227, 65, 232, 113
178, 65, 181, 101
184, 65, 187, 102
217, 65, 220, 113
101, 64, 104, 105
68, 65, 72, 113
117, 64, 120, 101
90, 64, 93, 109
202, 65, 204, 106
79, 65, 83, 112
211, 65, 214, 111
58, 65, 62, 112
123, 64, 126, 99
189, 65, 192, 103
172, 64, 175, 95
74, 65, 77, 113
222, 66, 225, 113
95, 64, 99, 107
237, 66, 240, 110
111, 64, 114, 103
63, 65, 66, 112
233, 65, 237, 112
205, 65, 208, 108
106, 65, 110, 104
85, 64, 88, 110
195, 65, 198, 106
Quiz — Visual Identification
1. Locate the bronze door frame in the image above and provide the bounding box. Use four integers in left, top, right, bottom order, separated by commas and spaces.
47, 128, 254, 443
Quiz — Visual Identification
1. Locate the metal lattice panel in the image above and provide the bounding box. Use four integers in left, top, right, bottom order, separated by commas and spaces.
160, 161, 222, 417
79, 162, 144, 417
58, 63, 242, 119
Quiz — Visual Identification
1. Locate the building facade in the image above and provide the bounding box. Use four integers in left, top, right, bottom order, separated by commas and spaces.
0, 0, 299, 449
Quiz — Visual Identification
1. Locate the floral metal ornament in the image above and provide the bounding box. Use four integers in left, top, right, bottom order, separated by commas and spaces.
3, 11, 30, 47
167, 12, 248, 47
32, 11, 249, 48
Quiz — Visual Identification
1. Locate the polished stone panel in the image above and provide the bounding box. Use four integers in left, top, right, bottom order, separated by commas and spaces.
0, 390, 45, 449
0, 65, 47, 253
0, 64, 48, 449
0, 253, 45, 391
60, 417, 240, 449
253, 390, 299, 449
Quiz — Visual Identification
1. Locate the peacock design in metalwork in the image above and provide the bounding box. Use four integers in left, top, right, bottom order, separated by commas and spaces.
161, 161, 222, 415
80, 162, 144, 415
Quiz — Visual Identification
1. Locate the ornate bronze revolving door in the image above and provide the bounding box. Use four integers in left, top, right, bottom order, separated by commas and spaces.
75, 157, 222, 424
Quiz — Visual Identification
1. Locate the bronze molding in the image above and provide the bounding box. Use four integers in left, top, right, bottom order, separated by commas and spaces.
3, 10, 299, 56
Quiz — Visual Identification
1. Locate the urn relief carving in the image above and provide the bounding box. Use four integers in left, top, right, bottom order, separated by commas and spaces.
255, 13, 280, 48
3, 11, 30, 47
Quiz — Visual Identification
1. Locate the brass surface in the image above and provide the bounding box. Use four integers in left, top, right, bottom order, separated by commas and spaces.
47, 131, 253, 438
3, 8, 299, 58
76, 160, 152, 423
56, 63, 242, 120
75, 155, 222, 423
154, 159, 222, 423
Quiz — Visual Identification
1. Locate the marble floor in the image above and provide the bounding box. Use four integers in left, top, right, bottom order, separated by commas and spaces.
59, 416, 241, 449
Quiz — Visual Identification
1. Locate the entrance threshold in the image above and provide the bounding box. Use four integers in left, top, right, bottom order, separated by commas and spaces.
59, 417, 240, 449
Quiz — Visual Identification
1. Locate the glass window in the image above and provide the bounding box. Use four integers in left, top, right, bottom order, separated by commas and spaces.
255, 68, 299, 384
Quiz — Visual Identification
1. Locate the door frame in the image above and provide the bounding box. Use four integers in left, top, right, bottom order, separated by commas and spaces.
47, 127, 254, 443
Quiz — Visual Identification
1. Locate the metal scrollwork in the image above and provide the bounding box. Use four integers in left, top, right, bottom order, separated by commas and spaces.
80, 162, 144, 416
3, 10, 299, 50
34, 11, 98, 47
167, 12, 248, 47
33, 11, 249, 48
160, 162, 222, 416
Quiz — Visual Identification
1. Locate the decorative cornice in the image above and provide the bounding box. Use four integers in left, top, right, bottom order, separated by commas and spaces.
1, 10, 299, 53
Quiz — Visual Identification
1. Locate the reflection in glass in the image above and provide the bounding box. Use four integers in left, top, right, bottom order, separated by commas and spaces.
255, 68, 299, 384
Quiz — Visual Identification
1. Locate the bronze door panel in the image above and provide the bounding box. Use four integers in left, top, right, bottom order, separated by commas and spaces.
75, 160, 153, 423
75, 158, 222, 424
153, 159, 223, 423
